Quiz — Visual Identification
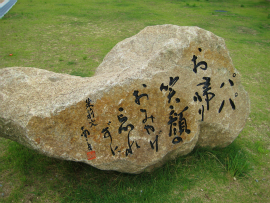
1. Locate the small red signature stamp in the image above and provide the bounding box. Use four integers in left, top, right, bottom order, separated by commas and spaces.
87, 151, 96, 160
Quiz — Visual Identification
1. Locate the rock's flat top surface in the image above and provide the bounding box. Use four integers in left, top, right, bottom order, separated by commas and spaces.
0, 25, 250, 173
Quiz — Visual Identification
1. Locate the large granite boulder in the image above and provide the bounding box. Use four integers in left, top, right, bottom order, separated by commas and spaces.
0, 25, 250, 174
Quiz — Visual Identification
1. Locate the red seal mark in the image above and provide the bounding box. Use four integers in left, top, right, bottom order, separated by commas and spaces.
87, 151, 96, 160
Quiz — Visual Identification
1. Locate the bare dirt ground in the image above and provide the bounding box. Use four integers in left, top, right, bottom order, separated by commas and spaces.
0, 0, 5, 4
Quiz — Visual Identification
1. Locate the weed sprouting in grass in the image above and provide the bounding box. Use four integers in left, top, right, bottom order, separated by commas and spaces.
67, 61, 77, 65
223, 152, 251, 177
184, 2, 197, 8
254, 141, 269, 154
191, 143, 252, 178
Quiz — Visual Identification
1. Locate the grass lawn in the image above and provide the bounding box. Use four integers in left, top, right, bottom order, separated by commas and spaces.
0, 0, 269, 202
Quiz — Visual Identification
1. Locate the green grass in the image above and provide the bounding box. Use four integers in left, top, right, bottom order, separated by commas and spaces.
0, 0, 270, 202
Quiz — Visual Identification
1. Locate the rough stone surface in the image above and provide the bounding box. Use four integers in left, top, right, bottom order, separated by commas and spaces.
0, 25, 250, 174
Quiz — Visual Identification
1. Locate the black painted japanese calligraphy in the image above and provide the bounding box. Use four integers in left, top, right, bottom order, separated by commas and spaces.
193, 77, 216, 121
168, 105, 191, 144
81, 98, 96, 151
196, 77, 215, 111
150, 135, 158, 152
160, 76, 191, 145
133, 86, 149, 105
191, 48, 208, 73
80, 126, 92, 151
140, 108, 158, 151
218, 73, 237, 113
160, 77, 180, 103
101, 123, 120, 156
85, 98, 97, 127
118, 107, 140, 156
